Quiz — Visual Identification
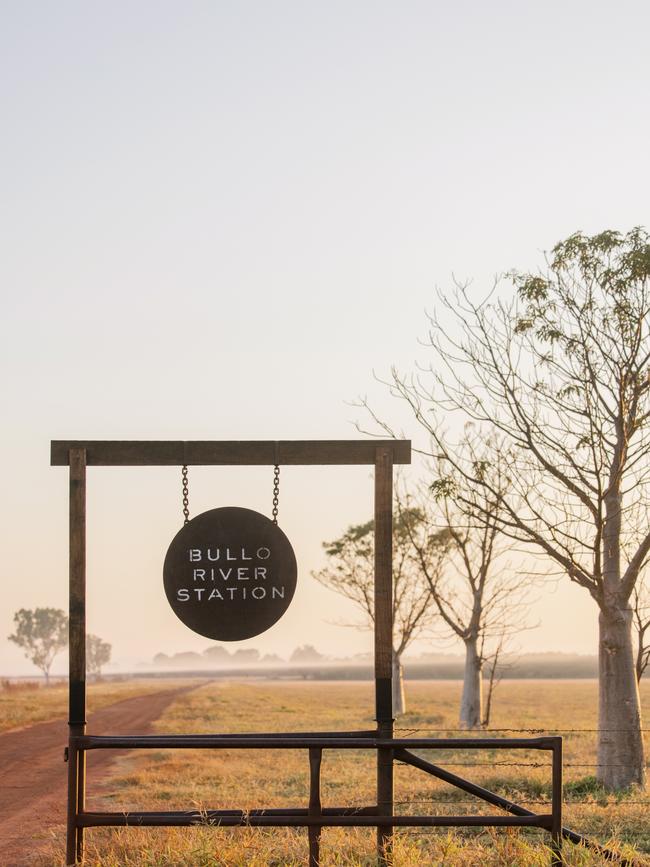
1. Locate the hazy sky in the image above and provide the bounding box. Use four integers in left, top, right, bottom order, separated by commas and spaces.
1, 1, 649, 674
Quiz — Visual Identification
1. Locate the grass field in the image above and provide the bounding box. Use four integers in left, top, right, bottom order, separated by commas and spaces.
37, 679, 650, 865
0, 678, 194, 733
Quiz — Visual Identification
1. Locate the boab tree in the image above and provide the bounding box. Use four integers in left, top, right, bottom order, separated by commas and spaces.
8, 607, 68, 685
313, 505, 449, 715
380, 228, 650, 789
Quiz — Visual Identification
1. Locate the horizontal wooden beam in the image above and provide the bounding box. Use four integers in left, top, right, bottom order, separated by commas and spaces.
51, 440, 411, 467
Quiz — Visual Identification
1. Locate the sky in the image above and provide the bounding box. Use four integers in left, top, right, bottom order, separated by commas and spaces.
1, 0, 649, 675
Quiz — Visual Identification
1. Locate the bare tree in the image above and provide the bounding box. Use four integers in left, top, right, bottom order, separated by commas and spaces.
396, 436, 532, 729
481, 632, 508, 728
313, 505, 449, 715
370, 228, 650, 788
632, 583, 650, 683
86, 634, 112, 679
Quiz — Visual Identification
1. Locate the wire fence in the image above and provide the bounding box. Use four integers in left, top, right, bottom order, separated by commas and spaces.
393, 727, 650, 734
390, 726, 650, 770
396, 760, 649, 768
392, 798, 650, 807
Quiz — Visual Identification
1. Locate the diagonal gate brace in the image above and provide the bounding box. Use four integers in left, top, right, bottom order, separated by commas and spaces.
396, 748, 639, 867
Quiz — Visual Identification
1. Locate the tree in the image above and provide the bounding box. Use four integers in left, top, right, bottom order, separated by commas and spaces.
376, 228, 650, 788
86, 634, 111, 679
290, 645, 325, 664
398, 436, 532, 728
632, 584, 650, 683
8, 607, 68, 685
231, 648, 260, 665
203, 644, 232, 665
313, 504, 449, 715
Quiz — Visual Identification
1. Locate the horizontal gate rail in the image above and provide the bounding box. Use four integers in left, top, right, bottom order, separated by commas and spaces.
77, 811, 552, 829
72, 734, 559, 751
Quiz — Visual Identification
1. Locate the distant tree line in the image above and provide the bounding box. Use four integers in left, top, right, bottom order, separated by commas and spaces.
153, 644, 327, 668
8, 607, 111, 683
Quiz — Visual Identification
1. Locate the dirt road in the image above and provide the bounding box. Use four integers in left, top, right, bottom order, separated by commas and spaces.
0, 684, 196, 866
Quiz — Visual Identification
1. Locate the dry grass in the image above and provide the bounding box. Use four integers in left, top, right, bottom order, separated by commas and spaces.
36, 678, 650, 865
0, 677, 195, 733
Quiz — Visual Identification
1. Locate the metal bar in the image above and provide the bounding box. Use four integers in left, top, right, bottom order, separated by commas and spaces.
76, 747, 85, 863
73, 735, 558, 750
51, 439, 412, 467
374, 445, 394, 865
551, 739, 563, 866
65, 743, 80, 865
136, 806, 378, 817
178, 729, 378, 739
77, 811, 550, 829
66, 448, 86, 866
308, 748, 323, 867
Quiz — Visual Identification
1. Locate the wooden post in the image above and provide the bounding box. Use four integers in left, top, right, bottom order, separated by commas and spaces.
551, 738, 563, 866
374, 446, 394, 864
67, 448, 87, 865
308, 747, 323, 866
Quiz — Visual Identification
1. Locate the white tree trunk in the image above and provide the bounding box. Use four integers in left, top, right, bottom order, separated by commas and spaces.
459, 637, 482, 728
598, 605, 646, 789
392, 653, 405, 716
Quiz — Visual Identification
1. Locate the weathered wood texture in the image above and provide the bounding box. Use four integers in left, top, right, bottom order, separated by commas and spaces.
68, 448, 86, 725
374, 446, 394, 714
67, 448, 86, 865
51, 440, 411, 467
374, 445, 394, 864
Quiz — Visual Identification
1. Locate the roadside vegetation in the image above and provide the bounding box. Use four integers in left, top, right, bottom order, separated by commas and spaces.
36, 679, 650, 865
0, 678, 194, 733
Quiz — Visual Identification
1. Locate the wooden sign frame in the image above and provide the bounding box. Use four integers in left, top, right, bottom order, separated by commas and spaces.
53, 439, 407, 864
52, 439, 563, 867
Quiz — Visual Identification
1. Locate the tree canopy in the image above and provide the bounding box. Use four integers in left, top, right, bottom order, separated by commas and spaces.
8, 607, 68, 684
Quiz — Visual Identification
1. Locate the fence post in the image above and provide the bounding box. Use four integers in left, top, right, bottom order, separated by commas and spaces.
551, 737, 563, 866
374, 446, 394, 865
308, 747, 323, 866
67, 448, 87, 866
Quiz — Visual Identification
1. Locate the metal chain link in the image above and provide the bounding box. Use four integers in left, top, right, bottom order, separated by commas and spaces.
182, 465, 190, 525
272, 464, 280, 524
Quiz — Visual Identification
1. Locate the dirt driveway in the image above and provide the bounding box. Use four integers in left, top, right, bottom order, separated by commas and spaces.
0, 684, 196, 866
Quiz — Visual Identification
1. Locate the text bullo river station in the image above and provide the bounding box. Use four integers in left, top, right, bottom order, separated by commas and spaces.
176, 546, 287, 602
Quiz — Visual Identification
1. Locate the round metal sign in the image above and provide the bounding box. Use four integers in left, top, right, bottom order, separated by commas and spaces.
163, 507, 297, 641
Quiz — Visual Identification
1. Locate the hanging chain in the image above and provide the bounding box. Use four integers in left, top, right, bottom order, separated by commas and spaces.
272, 464, 280, 524
181, 465, 190, 525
